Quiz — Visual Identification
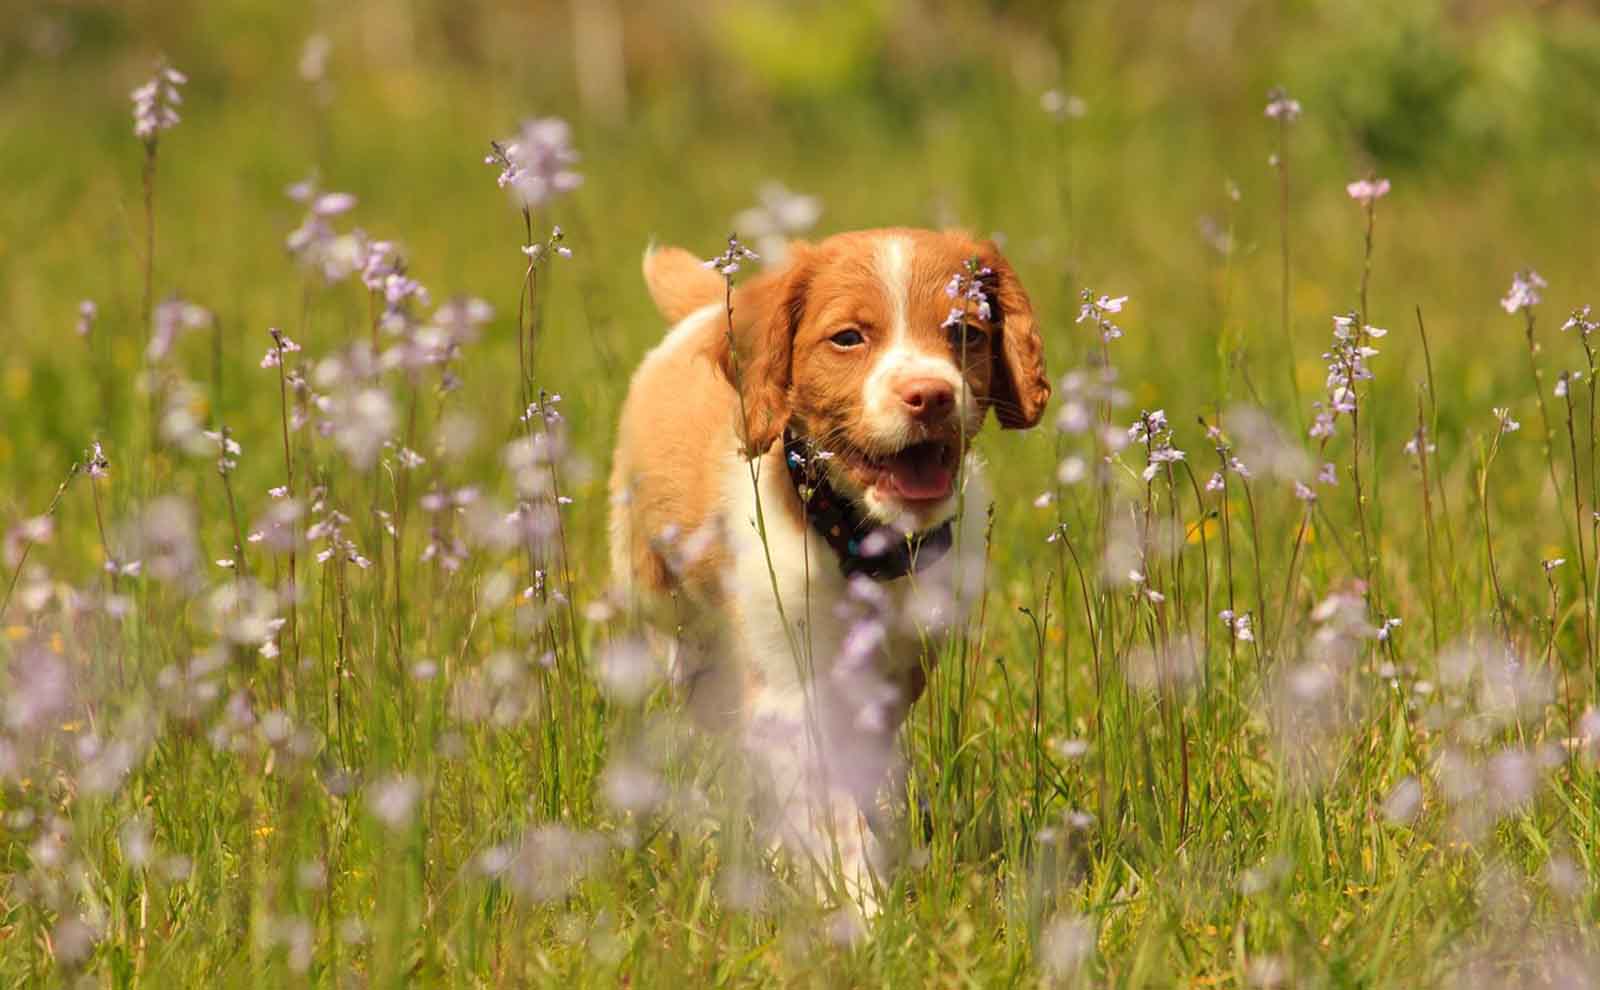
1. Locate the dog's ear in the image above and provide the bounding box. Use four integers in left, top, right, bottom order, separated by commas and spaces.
708, 243, 814, 457
978, 242, 1050, 429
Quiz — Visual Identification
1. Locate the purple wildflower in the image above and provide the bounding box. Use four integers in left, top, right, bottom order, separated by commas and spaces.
486, 118, 583, 209
86, 441, 109, 480
522, 225, 574, 263
1219, 609, 1254, 642
1310, 313, 1384, 440
358, 239, 398, 291
305, 489, 372, 569
367, 774, 421, 830
3, 646, 71, 732
75, 300, 98, 338
1404, 426, 1437, 458
1130, 409, 1185, 481
1346, 178, 1391, 204
201, 429, 241, 475
323, 388, 397, 470
705, 234, 760, 277
132, 60, 185, 142
1562, 305, 1596, 337
260, 327, 302, 369
1501, 270, 1547, 315
594, 637, 658, 705
1264, 87, 1301, 122
4, 516, 54, 569
1077, 290, 1129, 343
941, 258, 994, 331
1381, 777, 1423, 824
248, 499, 303, 553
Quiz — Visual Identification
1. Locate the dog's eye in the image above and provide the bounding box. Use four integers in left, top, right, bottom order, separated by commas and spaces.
829, 328, 865, 348
947, 323, 987, 351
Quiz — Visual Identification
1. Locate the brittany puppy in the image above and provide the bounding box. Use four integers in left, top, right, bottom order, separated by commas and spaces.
609, 228, 1049, 911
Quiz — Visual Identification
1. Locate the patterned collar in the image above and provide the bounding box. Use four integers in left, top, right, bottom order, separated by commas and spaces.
782, 430, 954, 582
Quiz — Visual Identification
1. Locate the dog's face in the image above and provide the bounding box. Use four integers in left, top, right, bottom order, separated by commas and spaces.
717, 229, 1050, 530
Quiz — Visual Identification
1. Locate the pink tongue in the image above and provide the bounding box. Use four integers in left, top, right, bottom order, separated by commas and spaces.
885, 450, 953, 501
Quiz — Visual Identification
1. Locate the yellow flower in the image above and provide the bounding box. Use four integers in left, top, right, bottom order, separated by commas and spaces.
1186, 518, 1220, 544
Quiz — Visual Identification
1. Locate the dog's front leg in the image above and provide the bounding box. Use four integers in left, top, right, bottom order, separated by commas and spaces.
745, 682, 895, 917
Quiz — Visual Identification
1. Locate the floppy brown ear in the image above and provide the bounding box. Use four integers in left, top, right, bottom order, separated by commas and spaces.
980, 242, 1050, 429
708, 244, 813, 457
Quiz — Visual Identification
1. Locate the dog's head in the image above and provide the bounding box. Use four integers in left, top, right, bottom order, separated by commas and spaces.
712, 228, 1050, 531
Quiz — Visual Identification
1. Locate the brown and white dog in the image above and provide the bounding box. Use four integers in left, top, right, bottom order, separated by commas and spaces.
609, 228, 1049, 910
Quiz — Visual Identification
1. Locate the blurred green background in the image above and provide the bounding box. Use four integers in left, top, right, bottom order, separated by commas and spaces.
1, 0, 1598, 556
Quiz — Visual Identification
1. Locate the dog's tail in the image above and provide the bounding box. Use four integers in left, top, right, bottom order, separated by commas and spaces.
642, 244, 726, 324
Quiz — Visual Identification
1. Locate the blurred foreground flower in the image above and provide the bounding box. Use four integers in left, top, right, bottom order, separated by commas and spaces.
367, 774, 421, 830
1038, 914, 1096, 981
481, 825, 607, 903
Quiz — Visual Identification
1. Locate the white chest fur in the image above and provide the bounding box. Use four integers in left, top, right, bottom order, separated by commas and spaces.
715, 446, 989, 725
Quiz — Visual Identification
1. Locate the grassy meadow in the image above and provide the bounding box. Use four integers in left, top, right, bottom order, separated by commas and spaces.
4, 0, 1600, 985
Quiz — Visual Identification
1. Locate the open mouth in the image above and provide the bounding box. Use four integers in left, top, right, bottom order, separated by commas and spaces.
868, 440, 957, 504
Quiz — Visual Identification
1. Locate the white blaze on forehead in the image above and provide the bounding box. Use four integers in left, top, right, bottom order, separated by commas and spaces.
862, 235, 976, 444
872, 235, 913, 346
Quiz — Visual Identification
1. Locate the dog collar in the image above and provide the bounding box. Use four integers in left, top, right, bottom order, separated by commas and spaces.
782, 431, 954, 582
